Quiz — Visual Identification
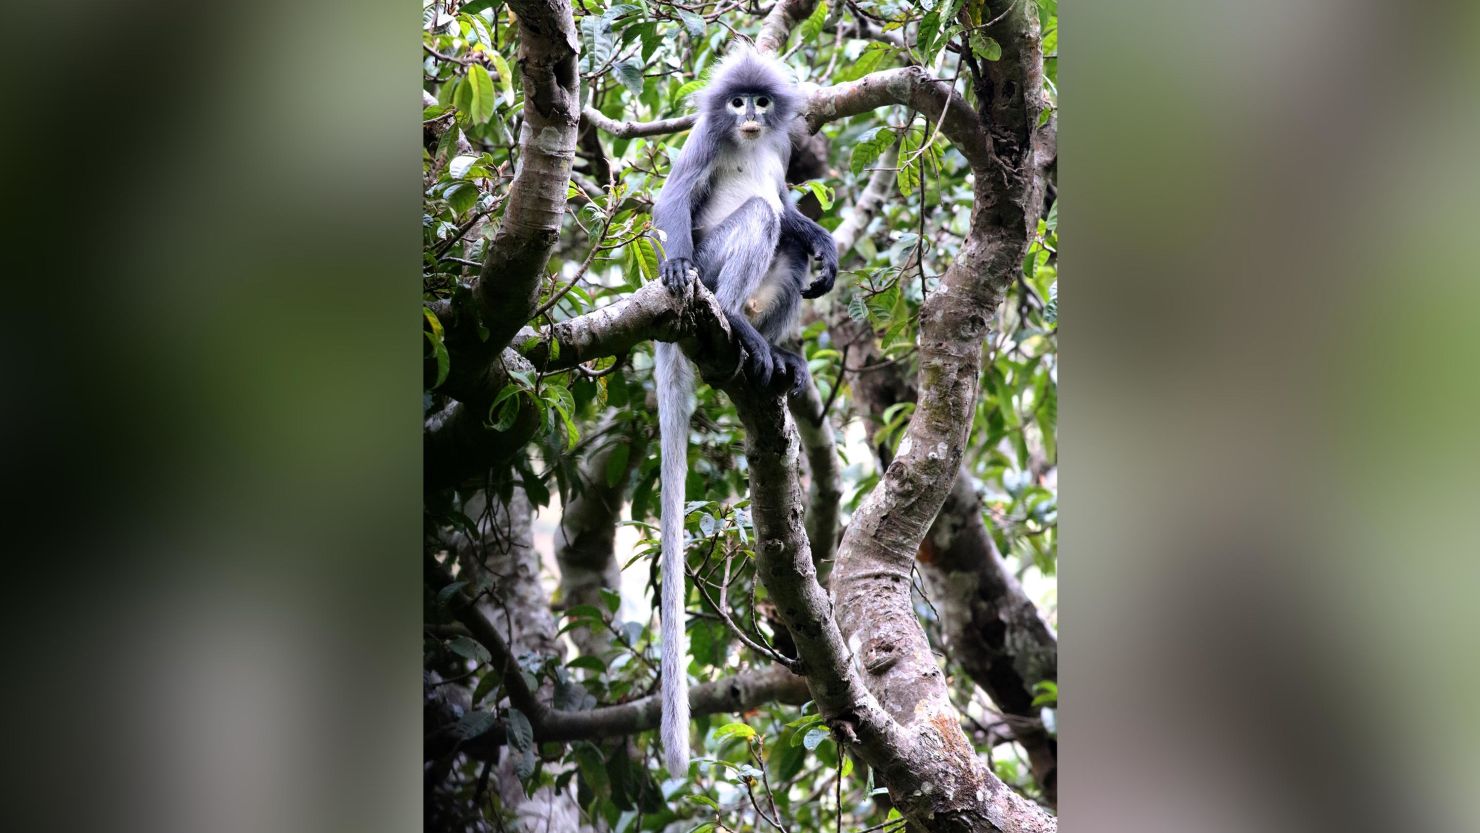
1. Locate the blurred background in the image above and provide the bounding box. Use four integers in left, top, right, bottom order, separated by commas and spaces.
1, 0, 1475, 831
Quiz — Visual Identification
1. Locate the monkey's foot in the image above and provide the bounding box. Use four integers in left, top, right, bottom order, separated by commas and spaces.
772, 349, 809, 398
741, 345, 776, 390
660, 258, 696, 293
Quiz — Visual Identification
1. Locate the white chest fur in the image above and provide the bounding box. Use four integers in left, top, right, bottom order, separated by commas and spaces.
697, 142, 786, 230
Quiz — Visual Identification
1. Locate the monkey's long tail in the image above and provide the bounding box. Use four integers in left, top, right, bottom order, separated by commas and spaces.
654, 341, 695, 775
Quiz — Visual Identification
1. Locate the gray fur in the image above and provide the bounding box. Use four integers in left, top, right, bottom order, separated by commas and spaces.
653, 340, 693, 774
648, 48, 837, 774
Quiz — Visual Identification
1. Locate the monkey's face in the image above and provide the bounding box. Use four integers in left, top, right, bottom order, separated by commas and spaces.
725, 93, 775, 141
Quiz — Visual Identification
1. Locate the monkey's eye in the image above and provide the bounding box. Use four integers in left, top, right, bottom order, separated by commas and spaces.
730, 97, 744, 108
756, 96, 770, 108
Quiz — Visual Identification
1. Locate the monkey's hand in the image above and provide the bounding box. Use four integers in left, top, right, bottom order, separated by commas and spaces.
660, 257, 697, 294
800, 246, 838, 299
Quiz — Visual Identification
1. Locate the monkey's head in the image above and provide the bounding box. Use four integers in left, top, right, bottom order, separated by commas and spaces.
699, 47, 802, 144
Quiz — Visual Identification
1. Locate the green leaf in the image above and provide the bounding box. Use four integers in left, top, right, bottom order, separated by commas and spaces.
838, 41, 893, 83
672, 78, 706, 107
457, 709, 497, 739
488, 384, 524, 431
802, 727, 828, 750
794, 180, 835, 211
434, 579, 466, 608
800, 0, 828, 41
507, 707, 537, 779
688, 823, 717, 833
488, 52, 516, 106
970, 32, 1002, 61
423, 309, 450, 389
633, 236, 660, 282
460, 0, 503, 14
678, 11, 705, 38
506, 707, 535, 752
470, 670, 500, 705
687, 794, 721, 811
600, 587, 622, 614
444, 181, 478, 215
573, 742, 610, 801
916, 9, 942, 59
614, 59, 644, 95
712, 722, 757, 743
631, 21, 661, 63
1031, 680, 1059, 707
580, 14, 614, 73
465, 64, 496, 124
567, 655, 608, 673
897, 127, 922, 197
605, 442, 632, 487
1038, 379, 1057, 462
448, 635, 491, 663
849, 126, 889, 176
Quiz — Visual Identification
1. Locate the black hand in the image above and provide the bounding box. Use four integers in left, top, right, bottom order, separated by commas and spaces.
800, 250, 837, 299
660, 257, 695, 293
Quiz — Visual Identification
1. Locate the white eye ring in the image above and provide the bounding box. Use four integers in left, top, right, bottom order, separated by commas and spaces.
755, 96, 770, 108
730, 97, 744, 108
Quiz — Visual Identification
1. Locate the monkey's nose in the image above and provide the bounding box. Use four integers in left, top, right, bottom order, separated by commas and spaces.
739, 121, 762, 137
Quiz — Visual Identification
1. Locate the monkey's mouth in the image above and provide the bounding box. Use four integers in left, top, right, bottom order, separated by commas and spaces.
738, 121, 762, 138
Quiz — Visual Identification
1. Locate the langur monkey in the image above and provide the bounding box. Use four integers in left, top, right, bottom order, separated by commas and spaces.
650, 47, 838, 773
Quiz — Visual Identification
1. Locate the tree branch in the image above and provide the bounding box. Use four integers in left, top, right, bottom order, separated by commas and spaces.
824, 0, 1053, 827
581, 106, 698, 138
474, 0, 582, 352
787, 377, 843, 566
755, 0, 818, 54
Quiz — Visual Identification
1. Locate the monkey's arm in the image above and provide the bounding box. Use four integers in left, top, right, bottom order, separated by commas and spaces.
780, 202, 839, 299
652, 139, 714, 292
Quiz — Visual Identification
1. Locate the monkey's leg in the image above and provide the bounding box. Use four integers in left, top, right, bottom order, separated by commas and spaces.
695, 198, 783, 387
749, 249, 809, 397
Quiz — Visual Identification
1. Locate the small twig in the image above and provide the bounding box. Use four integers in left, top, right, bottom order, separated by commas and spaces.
424, 43, 478, 66
817, 343, 850, 424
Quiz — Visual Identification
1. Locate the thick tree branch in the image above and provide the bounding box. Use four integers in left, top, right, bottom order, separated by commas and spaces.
822, 2, 1053, 830
474, 0, 581, 352
721, 387, 910, 764
754, 0, 818, 54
